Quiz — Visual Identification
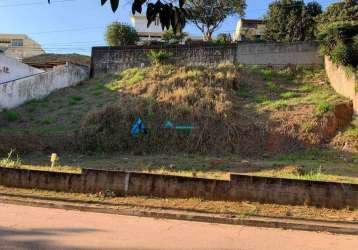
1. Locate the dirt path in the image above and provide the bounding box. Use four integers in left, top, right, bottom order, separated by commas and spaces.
0, 203, 357, 250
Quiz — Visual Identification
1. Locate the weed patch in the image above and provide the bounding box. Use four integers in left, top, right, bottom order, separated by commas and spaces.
0, 150, 21, 168
2, 111, 19, 122
316, 102, 334, 116
280, 91, 298, 99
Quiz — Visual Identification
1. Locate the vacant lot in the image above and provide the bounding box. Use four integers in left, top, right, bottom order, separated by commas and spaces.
0, 64, 357, 183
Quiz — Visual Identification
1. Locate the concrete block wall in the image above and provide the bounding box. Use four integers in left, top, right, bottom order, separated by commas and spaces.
236, 42, 323, 66
91, 44, 237, 76
325, 57, 358, 113
0, 167, 357, 209
0, 62, 89, 110
90, 42, 322, 77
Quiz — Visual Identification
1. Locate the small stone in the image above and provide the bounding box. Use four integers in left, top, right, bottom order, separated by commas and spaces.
240, 160, 251, 167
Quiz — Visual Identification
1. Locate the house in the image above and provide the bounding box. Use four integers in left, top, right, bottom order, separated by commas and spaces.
130, 14, 166, 42
233, 19, 265, 41
130, 14, 202, 43
0, 34, 45, 60
0, 52, 44, 84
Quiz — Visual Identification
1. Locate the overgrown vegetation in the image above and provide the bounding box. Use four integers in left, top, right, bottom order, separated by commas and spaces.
0, 150, 21, 168
147, 50, 172, 65
0, 64, 347, 157
316, 0, 358, 73
162, 29, 188, 44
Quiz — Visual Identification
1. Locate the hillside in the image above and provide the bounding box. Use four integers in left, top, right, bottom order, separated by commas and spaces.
0, 63, 353, 156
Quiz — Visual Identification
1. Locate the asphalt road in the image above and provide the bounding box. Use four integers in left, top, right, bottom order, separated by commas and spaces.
0, 203, 357, 250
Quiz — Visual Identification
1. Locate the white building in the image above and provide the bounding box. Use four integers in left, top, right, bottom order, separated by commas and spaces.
130, 14, 166, 42
233, 19, 266, 41
0, 52, 44, 84
0, 34, 45, 60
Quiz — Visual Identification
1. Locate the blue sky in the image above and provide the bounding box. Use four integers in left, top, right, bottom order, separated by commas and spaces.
0, 0, 339, 55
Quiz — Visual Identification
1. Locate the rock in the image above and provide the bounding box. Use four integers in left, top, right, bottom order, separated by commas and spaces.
240, 160, 251, 168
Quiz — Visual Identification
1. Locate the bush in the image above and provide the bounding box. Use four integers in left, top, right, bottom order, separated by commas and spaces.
317, 21, 358, 67
215, 33, 232, 44
316, 102, 333, 116
2, 111, 19, 122
162, 29, 187, 44
148, 50, 172, 65
105, 22, 139, 46
316, 0, 358, 69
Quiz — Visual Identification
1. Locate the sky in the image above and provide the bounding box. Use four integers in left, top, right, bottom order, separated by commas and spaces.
0, 0, 339, 55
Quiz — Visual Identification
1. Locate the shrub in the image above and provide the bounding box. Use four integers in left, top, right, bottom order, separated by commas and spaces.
215, 33, 232, 44
316, 102, 333, 116
148, 50, 172, 65
316, 0, 358, 69
162, 29, 187, 44
105, 22, 139, 46
107, 68, 146, 90
2, 111, 19, 122
267, 82, 279, 92
260, 68, 274, 80
41, 117, 53, 125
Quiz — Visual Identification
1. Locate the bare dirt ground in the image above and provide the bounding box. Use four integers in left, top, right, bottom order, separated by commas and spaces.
0, 203, 357, 250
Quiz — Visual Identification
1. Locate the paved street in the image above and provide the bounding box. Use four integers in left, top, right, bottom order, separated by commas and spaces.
0, 203, 356, 250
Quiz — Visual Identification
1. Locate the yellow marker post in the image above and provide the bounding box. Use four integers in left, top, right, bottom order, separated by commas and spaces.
50, 153, 59, 168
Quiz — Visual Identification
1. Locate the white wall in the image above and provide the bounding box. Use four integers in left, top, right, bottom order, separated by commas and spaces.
131, 15, 165, 33
0, 54, 44, 83
0, 63, 89, 110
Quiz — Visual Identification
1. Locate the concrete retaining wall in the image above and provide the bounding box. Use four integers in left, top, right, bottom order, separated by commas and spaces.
236, 42, 322, 66
0, 62, 89, 110
0, 167, 357, 209
325, 57, 358, 113
90, 44, 237, 76
90, 42, 322, 77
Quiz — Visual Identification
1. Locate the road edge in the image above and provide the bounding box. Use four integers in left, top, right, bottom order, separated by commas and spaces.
0, 195, 357, 235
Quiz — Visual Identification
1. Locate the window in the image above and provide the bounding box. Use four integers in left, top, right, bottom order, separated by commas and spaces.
11, 39, 23, 47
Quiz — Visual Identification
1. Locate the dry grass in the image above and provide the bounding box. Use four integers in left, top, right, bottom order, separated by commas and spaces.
9, 151, 358, 184
0, 185, 356, 222
0, 63, 352, 156
80, 64, 243, 154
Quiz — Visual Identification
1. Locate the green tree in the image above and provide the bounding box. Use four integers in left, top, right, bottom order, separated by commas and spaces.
105, 22, 139, 46
215, 33, 232, 44
316, 0, 358, 67
185, 0, 246, 41
264, 0, 322, 42
162, 29, 188, 44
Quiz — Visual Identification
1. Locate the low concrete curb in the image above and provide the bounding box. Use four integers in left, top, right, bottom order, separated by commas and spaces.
0, 194, 357, 235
